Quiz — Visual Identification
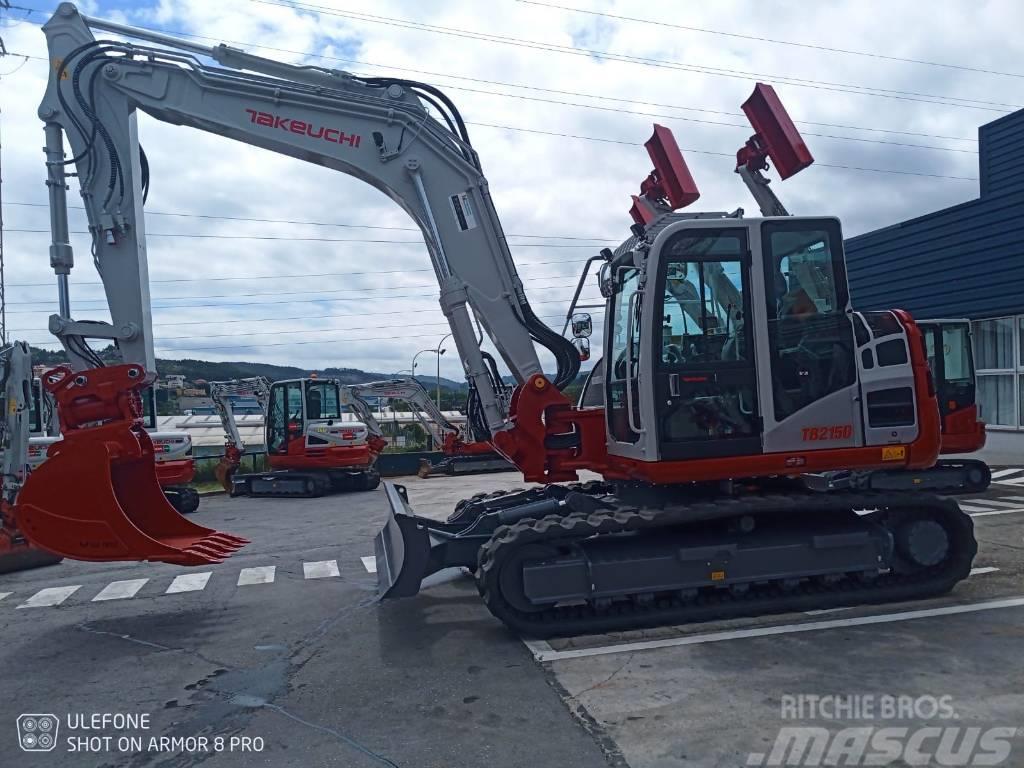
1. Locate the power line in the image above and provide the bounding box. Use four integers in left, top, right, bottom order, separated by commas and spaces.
1, 200, 614, 242
1, 228, 605, 246
252, 0, 1022, 112
0, 21, 983, 144
466, 121, 979, 181
405, 80, 977, 155
12, 297, 594, 346
4, 278, 589, 309
3, 258, 589, 288
516, 0, 1024, 80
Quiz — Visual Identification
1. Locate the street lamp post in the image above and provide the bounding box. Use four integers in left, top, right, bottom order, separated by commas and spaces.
435, 333, 452, 411
412, 347, 441, 449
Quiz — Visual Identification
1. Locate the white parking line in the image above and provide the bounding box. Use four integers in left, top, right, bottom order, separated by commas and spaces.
92, 579, 148, 602
990, 468, 1022, 479
237, 566, 276, 586
361, 556, 377, 574
165, 572, 212, 594
970, 508, 1024, 518
524, 596, 1024, 662
17, 585, 80, 609
303, 560, 340, 579
960, 504, 998, 513
964, 499, 1024, 509
970, 566, 1000, 576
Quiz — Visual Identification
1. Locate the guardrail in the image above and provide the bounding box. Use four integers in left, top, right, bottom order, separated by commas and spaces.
191, 446, 444, 478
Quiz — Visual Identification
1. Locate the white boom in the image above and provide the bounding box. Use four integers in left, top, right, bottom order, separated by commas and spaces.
37, 3, 581, 439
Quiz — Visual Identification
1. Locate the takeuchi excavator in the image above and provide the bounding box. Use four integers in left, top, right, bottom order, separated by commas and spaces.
0, 4, 976, 637
210, 376, 384, 497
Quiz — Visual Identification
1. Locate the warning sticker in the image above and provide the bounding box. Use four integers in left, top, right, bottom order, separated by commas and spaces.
882, 445, 906, 461
449, 192, 478, 231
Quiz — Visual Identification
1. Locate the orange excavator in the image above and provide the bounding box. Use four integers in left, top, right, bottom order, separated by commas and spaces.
0, 6, 977, 637
210, 376, 385, 497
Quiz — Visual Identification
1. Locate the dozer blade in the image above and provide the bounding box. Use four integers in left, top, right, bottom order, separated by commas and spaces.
14, 423, 247, 565
374, 482, 484, 599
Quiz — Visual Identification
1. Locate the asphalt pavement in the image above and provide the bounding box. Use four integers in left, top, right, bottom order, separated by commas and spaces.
2, 468, 1023, 767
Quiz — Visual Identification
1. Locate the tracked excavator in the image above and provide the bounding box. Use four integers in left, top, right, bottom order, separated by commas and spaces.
340, 377, 513, 477
210, 375, 384, 497
0, 4, 976, 636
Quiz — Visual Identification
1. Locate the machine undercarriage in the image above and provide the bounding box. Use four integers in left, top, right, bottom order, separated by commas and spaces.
379, 481, 976, 638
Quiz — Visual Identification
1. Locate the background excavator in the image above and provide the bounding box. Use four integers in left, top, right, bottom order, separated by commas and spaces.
0, 4, 977, 638
211, 376, 383, 497
340, 377, 513, 477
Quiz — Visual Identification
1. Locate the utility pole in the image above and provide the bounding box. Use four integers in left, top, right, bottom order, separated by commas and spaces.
0, 12, 9, 346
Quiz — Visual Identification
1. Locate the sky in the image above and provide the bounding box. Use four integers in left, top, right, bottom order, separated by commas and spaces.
0, 0, 1019, 382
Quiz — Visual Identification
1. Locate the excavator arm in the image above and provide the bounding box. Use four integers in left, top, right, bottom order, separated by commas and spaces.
209, 377, 271, 490
38, 3, 580, 440
342, 378, 460, 447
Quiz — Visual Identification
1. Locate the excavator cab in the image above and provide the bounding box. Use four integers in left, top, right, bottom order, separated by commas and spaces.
265, 378, 376, 462
919, 319, 987, 456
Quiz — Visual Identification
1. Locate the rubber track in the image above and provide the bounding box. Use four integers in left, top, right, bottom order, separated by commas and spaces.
477, 491, 977, 639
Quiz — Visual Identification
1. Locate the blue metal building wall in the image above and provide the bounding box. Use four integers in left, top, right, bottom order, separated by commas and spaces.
846, 108, 1024, 319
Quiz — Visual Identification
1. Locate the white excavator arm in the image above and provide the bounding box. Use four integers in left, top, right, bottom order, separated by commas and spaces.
208, 377, 271, 455
342, 377, 461, 447
37, 3, 581, 440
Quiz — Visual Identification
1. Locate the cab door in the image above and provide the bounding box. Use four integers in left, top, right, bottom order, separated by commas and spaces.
267, 381, 304, 455
652, 228, 761, 460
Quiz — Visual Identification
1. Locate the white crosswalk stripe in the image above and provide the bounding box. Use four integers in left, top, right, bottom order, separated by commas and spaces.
361, 556, 377, 574
303, 560, 340, 579
165, 572, 212, 594
0, 592, 11, 602
970, 566, 1000, 576
964, 499, 1023, 509
92, 579, 148, 602
960, 504, 997, 513
971, 508, 1024, 518
237, 566, 276, 586
17, 585, 80, 608
994, 476, 1024, 486
990, 468, 1023, 479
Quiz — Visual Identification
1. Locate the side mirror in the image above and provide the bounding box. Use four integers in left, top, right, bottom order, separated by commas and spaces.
573, 337, 591, 362
571, 313, 593, 339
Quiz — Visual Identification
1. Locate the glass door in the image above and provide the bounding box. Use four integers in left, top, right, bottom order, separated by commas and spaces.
654, 228, 761, 460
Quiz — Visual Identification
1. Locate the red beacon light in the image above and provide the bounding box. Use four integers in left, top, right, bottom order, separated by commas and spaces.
735, 83, 814, 216
737, 82, 813, 180
629, 124, 700, 226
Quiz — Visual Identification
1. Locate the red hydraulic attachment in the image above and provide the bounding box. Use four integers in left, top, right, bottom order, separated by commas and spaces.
629, 124, 701, 225
12, 364, 247, 564
736, 82, 813, 179
215, 443, 243, 493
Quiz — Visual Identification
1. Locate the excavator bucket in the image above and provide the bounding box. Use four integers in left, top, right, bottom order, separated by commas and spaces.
214, 445, 242, 493
12, 365, 247, 565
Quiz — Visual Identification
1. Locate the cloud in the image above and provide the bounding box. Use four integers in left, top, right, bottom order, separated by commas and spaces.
0, 0, 1017, 380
